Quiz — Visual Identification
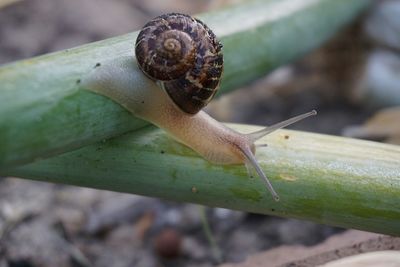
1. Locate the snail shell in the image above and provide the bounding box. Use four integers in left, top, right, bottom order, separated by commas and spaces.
135, 13, 223, 114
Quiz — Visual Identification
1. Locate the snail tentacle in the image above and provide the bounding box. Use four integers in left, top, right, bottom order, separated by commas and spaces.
247, 110, 317, 142
240, 145, 280, 201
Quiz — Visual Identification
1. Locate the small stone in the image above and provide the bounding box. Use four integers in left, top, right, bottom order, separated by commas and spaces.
154, 228, 182, 258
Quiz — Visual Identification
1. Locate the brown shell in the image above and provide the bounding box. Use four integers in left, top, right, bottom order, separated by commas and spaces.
135, 13, 223, 114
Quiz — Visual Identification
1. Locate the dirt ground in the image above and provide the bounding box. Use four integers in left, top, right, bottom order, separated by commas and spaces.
0, 0, 398, 266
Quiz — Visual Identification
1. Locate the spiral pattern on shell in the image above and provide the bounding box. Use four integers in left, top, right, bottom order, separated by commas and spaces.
135, 13, 223, 114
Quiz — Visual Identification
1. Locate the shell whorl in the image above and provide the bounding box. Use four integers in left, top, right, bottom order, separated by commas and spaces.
135, 13, 223, 114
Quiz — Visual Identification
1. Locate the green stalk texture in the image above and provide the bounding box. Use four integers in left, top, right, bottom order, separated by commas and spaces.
5, 126, 400, 236
0, 0, 370, 168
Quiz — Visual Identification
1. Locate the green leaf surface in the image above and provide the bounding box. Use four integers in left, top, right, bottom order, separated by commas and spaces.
5, 125, 400, 236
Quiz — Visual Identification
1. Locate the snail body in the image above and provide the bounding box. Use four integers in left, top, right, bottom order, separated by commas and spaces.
82, 59, 247, 165
83, 13, 316, 201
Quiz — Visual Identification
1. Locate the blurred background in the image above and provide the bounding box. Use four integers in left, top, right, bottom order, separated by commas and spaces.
0, 0, 399, 266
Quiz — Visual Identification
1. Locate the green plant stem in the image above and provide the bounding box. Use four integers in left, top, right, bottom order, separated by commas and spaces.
199, 206, 223, 263
4, 125, 400, 236
0, 0, 370, 168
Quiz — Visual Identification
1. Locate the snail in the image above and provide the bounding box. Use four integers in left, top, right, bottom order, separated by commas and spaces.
82, 13, 316, 201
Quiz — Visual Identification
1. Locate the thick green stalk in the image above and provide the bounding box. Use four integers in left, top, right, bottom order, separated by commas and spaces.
0, 0, 370, 168
4, 125, 400, 236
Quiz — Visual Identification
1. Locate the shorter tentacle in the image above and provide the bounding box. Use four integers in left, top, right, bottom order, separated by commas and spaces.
239, 145, 280, 202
